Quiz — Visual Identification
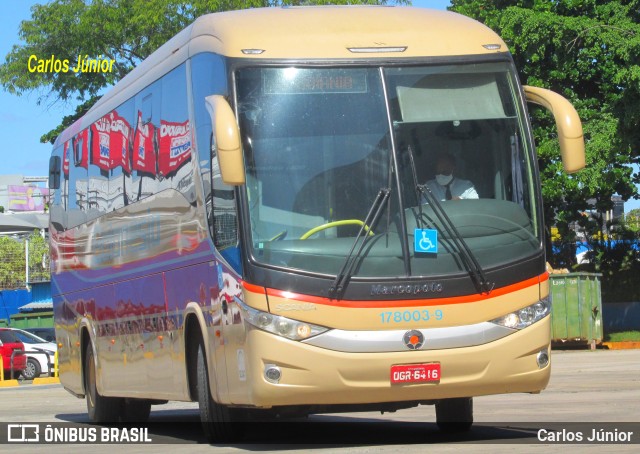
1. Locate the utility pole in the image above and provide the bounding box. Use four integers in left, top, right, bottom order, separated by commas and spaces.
25, 238, 29, 288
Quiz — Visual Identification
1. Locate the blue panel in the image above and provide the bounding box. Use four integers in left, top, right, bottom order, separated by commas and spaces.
0, 289, 31, 319
414, 228, 438, 254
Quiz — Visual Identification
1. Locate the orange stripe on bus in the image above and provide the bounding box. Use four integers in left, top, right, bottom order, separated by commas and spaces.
242, 281, 267, 295
242, 273, 548, 308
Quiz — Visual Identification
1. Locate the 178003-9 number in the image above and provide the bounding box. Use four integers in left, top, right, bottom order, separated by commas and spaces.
379, 309, 443, 324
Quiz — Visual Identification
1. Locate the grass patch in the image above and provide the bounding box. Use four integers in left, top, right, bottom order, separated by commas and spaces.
604, 331, 640, 342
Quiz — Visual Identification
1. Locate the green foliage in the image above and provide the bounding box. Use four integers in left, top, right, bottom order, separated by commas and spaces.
605, 331, 640, 342
624, 208, 640, 232
451, 1, 640, 254
27, 231, 51, 283
39, 95, 100, 145
0, 231, 50, 289
0, 236, 26, 289
0, 0, 407, 144
0, 0, 407, 102
451, 1, 640, 301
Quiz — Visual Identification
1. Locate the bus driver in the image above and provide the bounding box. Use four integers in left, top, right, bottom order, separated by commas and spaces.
425, 153, 479, 201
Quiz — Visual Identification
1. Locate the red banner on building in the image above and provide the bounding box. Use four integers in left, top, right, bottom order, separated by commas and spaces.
109, 110, 132, 174
91, 115, 112, 171
158, 119, 191, 176
62, 140, 70, 177
90, 111, 132, 173
74, 129, 89, 169
132, 110, 157, 175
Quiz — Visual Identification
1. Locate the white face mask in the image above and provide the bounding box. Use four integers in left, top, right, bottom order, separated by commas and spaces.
435, 174, 453, 186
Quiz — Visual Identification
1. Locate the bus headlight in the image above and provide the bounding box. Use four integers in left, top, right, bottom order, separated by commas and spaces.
489, 298, 550, 330
236, 298, 328, 341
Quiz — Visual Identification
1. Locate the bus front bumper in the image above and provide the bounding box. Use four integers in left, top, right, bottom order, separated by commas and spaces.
229, 316, 551, 408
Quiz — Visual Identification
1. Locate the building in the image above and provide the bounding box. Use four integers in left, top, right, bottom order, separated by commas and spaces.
0, 175, 49, 235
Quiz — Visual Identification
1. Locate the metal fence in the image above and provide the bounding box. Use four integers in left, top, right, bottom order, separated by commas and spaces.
0, 233, 50, 290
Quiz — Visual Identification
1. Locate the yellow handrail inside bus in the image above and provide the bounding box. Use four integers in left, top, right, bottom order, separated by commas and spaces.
300, 220, 374, 240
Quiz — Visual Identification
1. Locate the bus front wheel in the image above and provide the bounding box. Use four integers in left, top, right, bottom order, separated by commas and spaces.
435, 397, 473, 432
84, 346, 122, 422
196, 341, 243, 442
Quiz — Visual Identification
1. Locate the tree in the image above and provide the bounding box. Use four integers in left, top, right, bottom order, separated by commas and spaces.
27, 231, 51, 283
624, 207, 640, 233
2, 0, 407, 144
0, 231, 50, 289
0, 1, 406, 107
0, 236, 26, 289
450, 0, 640, 269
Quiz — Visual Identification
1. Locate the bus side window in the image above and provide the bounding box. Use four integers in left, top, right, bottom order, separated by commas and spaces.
210, 132, 238, 247
108, 100, 135, 211
64, 138, 88, 227
134, 81, 161, 202
49, 155, 61, 190
161, 63, 195, 201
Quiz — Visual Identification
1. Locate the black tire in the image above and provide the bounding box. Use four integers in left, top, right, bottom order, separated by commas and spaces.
196, 341, 243, 442
84, 346, 122, 423
121, 398, 152, 422
22, 358, 41, 380
435, 397, 473, 433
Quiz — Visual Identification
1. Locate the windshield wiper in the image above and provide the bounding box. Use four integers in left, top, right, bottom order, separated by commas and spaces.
329, 188, 391, 299
403, 144, 493, 294
407, 146, 426, 229
416, 184, 494, 294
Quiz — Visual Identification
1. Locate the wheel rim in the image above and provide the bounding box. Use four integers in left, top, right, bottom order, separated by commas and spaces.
25, 361, 36, 379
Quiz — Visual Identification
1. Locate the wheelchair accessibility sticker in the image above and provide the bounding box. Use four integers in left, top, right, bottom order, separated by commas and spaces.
414, 228, 438, 254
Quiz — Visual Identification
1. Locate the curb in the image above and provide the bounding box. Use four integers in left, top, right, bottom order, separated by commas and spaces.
33, 377, 60, 385
602, 341, 640, 350
0, 377, 60, 388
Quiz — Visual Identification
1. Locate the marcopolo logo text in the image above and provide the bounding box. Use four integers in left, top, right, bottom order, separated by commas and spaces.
370, 282, 443, 296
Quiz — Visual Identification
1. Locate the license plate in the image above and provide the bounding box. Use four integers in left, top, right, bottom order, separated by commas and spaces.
390, 363, 441, 384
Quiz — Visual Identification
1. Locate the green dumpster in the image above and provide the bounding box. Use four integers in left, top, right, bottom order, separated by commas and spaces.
8, 311, 54, 329
550, 273, 603, 348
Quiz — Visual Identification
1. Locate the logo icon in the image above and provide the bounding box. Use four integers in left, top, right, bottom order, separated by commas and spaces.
7, 424, 40, 442
414, 228, 437, 254
403, 330, 425, 350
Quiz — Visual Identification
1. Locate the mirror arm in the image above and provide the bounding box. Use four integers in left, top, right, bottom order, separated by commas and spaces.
524, 85, 585, 174
205, 95, 246, 185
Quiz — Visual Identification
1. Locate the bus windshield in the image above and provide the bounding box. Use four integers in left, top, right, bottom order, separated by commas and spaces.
235, 62, 541, 279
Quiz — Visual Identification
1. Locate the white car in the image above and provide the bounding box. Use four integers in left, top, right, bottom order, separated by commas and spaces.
8, 328, 57, 380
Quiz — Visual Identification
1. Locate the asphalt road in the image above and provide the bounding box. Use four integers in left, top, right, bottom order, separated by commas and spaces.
0, 349, 638, 453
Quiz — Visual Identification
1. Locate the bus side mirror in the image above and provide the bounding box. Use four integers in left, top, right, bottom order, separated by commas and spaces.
49, 156, 61, 189
205, 95, 245, 185
524, 85, 585, 174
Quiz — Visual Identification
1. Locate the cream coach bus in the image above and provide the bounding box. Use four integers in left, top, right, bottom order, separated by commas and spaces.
49, 6, 585, 441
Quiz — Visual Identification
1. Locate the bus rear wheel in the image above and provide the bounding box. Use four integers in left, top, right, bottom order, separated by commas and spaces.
435, 397, 473, 432
196, 341, 243, 442
84, 346, 122, 422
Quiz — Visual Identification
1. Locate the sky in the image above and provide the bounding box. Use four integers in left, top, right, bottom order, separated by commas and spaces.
1, 0, 638, 213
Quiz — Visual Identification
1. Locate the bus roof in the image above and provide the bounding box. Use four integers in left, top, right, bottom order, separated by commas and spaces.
189, 6, 507, 59
55, 6, 507, 147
